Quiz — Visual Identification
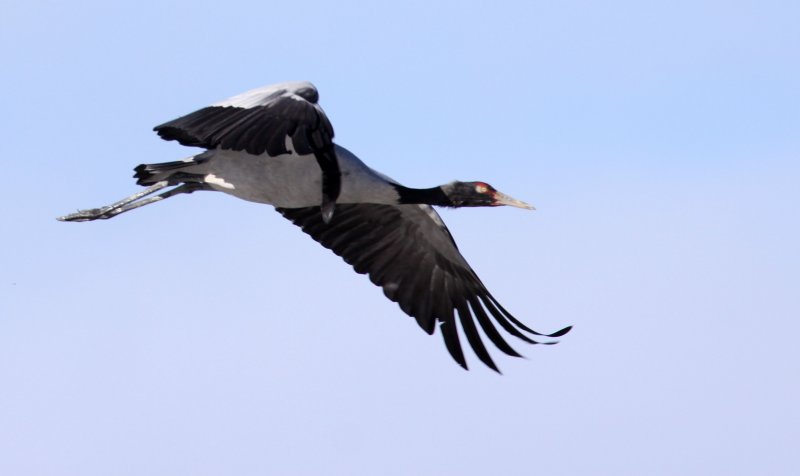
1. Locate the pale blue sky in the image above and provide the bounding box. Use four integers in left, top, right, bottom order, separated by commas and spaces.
1, 1, 798, 474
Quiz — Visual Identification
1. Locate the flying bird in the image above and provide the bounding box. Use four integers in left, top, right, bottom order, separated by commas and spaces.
59, 81, 571, 371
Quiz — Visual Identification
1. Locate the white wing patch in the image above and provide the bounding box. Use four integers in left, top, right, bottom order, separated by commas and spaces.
418, 204, 445, 228
284, 136, 297, 155
205, 173, 235, 190
212, 81, 315, 108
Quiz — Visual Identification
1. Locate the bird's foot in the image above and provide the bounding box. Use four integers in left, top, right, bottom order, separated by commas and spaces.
57, 181, 173, 222
57, 206, 117, 222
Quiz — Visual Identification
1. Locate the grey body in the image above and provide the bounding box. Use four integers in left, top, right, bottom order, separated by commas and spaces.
182, 144, 400, 208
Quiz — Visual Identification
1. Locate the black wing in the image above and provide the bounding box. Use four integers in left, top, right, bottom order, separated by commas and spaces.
155, 81, 341, 215
277, 203, 571, 372
153, 81, 333, 157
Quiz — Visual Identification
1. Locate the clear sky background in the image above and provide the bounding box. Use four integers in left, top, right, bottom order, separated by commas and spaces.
1, 1, 798, 474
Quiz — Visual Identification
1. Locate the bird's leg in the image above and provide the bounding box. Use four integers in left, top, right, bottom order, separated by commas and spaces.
57, 181, 170, 221
57, 182, 210, 222
85, 182, 212, 220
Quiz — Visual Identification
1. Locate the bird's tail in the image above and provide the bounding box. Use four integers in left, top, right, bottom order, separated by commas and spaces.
133, 153, 209, 186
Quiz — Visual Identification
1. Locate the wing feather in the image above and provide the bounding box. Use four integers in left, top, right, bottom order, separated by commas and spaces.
153, 81, 334, 158
277, 203, 571, 371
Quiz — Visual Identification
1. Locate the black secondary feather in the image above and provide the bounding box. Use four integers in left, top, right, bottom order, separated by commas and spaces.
277, 204, 571, 372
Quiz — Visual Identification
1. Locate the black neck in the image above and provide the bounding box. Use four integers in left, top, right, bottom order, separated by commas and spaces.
393, 185, 453, 206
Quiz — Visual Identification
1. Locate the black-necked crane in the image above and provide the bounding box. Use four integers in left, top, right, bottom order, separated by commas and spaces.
59, 81, 571, 371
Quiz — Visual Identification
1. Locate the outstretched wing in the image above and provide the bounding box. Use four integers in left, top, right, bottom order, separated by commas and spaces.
153, 81, 334, 157
277, 203, 571, 372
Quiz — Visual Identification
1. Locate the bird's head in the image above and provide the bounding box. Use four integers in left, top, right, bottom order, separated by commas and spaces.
442, 181, 535, 209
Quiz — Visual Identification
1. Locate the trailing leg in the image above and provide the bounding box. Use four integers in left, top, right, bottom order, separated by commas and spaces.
57, 182, 211, 222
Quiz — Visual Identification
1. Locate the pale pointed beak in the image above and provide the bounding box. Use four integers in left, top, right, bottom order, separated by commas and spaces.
493, 191, 535, 210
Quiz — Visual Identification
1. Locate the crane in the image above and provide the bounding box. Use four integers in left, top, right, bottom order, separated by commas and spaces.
58, 81, 571, 371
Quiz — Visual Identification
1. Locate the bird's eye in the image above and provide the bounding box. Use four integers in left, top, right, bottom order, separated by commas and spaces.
475, 184, 488, 194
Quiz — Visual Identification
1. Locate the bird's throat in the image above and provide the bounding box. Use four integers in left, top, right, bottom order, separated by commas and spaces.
394, 185, 452, 207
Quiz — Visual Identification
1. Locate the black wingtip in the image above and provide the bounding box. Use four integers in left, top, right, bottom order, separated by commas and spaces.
439, 319, 469, 371
547, 325, 573, 338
